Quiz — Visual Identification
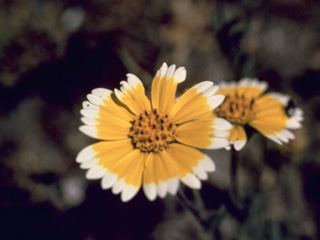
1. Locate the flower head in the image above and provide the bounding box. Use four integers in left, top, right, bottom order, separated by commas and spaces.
213, 78, 303, 151
76, 63, 232, 202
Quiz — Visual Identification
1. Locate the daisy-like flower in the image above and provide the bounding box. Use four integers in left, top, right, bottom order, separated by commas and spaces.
76, 63, 232, 202
213, 78, 303, 151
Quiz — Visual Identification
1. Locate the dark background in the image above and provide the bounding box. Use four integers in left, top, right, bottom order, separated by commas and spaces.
0, 0, 320, 239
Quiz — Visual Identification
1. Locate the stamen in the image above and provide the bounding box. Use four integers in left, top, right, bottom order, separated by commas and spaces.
215, 94, 257, 125
128, 109, 177, 153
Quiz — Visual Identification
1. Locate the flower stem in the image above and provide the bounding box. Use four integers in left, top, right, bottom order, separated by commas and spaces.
192, 189, 206, 220
177, 190, 208, 227
229, 148, 244, 210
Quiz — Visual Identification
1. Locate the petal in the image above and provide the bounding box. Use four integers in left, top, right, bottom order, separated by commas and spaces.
80, 92, 135, 140
170, 81, 224, 124
108, 150, 146, 188
208, 138, 230, 149
199, 154, 216, 172
143, 182, 157, 201
81, 117, 98, 126
82, 101, 99, 109
175, 119, 229, 149
76, 144, 97, 163
157, 181, 168, 199
101, 171, 117, 189
276, 129, 295, 143
167, 178, 180, 195
264, 129, 295, 145
181, 173, 201, 189
249, 94, 296, 144
80, 139, 146, 201
78, 139, 132, 166
96, 145, 145, 189
86, 166, 107, 179
175, 119, 215, 149
286, 108, 303, 129
79, 125, 98, 139
193, 165, 208, 180
114, 74, 151, 115
77, 139, 145, 197
234, 139, 247, 151
238, 78, 268, 96
251, 94, 303, 143
219, 78, 268, 98
266, 92, 290, 106
121, 185, 141, 202
228, 125, 247, 151
254, 94, 288, 116
143, 153, 176, 187
87, 93, 105, 106
163, 144, 212, 189
80, 158, 99, 169
213, 118, 233, 130
112, 179, 125, 194
151, 63, 186, 113
92, 88, 113, 99
143, 144, 209, 200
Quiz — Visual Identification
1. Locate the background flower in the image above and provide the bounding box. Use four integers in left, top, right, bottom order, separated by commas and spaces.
213, 78, 303, 150
77, 63, 231, 202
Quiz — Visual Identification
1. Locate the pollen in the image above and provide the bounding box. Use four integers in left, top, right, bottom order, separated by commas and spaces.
129, 109, 177, 153
214, 93, 256, 125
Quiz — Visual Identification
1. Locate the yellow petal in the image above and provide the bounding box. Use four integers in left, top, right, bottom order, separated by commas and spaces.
250, 95, 289, 136
151, 63, 186, 113
175, 120, 214, 149
109, 149, 146, 188
80, 92, 134, 140
218, 78, 267, 99
115, 74, 151, 115
143, 152, 177, 185
236, 78, 268, 98
170, 82, 224, 124
96, 104, 131, 139
228, 125, 247, 150
92, 139, 133, 165
229, 125, 247, 141
92, 139, 146, 188
143, 143, 208, 200
162, 144, 204, 179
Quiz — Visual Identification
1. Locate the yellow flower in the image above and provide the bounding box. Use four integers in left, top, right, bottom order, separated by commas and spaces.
213, 78, 303, 151
76, 63, 232, 202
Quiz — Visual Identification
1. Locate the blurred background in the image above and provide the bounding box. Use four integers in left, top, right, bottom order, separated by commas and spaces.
0, 0, 320, 239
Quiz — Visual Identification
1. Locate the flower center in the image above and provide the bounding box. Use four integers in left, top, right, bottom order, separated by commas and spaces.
214, 94, 256, 125
129, 109, 177, 153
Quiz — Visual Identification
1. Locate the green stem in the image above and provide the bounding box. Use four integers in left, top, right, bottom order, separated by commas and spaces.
192, 189, 206, 220
229, 148, 244, 210
177, 190, 209, 228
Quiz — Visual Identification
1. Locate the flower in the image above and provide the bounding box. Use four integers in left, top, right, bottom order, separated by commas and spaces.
76, 63, 232, 202
213, 78, 303, 151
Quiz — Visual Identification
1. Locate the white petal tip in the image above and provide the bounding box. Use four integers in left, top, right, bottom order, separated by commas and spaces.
86, 166, 106, 179
208, 95, 225, 110
79, 125, 98, 138
209, 138, 230, 149
143, 183, 157, 201
92, 88, 112, 98
214, 118, 232, 130
181, 174, 201, 189
233, 140, 246, 151
121, 185, 140, 202
199, 155, 216, 172
101, 172, 117, 189
76, 145, 96, 163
